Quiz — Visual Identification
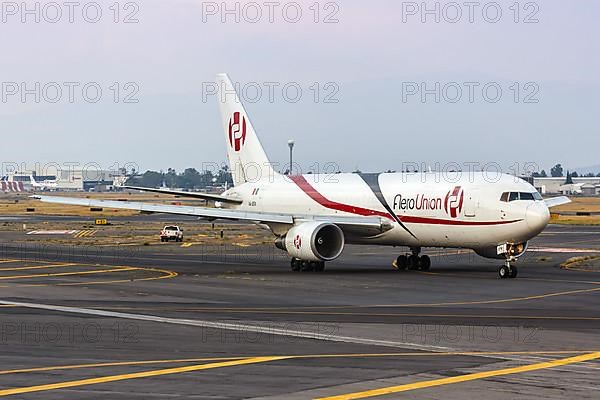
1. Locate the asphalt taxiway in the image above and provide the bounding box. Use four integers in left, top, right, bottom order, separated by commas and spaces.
0, 223, 598, 399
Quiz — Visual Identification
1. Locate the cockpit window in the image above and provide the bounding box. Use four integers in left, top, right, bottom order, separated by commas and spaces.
501, 191, 543, 202
520, 192, 535, 201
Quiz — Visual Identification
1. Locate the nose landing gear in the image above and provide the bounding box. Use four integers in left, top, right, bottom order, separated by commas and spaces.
499, 259, 518, 279
395, 247, 431, 271
497, 243, 525, 279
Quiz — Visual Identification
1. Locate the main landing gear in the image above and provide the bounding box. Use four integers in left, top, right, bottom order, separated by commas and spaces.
498, 259, 518, 279
290, 258, 325, 272
395, 247, 431, 271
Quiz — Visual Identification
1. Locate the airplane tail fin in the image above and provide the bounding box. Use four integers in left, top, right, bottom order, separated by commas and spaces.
216, 73, 277, 187
30, 175, 37, 185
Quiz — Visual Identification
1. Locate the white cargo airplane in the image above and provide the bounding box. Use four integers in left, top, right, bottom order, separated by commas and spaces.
34, 74, 570, 278
30, 175, 58, 191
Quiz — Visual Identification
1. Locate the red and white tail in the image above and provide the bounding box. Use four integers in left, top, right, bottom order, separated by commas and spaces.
216, 73, 277, 186
1, 181, 25, 192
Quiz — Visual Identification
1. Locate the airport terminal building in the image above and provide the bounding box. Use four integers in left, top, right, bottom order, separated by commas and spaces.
533, 177, 600, 195
6, 170, 127, 191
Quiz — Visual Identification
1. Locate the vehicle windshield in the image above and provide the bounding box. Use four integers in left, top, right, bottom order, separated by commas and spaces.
500, 192, 543, 202
165, 226, 178, 231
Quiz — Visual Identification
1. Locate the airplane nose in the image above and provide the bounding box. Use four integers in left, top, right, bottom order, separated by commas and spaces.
526, 202, 550, 234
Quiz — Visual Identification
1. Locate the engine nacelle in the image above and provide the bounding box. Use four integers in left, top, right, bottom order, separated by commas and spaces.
475, 242, 528, 260
276, 222, 345, 262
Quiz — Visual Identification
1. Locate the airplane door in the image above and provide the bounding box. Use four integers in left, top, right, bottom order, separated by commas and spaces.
463, 190, 479, 217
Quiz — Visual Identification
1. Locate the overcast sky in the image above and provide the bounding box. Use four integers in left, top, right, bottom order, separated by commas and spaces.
1, 0, 598, 175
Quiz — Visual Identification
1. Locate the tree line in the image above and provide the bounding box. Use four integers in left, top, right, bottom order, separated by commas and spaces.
125, 163, 599, 190
125, 167, 233, 190
532, 163, 600, 178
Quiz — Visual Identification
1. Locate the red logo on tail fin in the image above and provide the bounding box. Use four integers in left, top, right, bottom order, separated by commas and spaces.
228, 112, 247, 152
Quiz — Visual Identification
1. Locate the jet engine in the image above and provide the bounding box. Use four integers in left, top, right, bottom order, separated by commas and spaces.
275, 222, 345, 261
474, 242, 528, 260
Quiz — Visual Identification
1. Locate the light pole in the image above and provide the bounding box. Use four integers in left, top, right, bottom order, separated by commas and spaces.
287, 139, 295, 175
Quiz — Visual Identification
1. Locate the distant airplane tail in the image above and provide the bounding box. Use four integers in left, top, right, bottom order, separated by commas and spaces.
1, 180, 25, 192
216, 73, 277, 187
30, 175, 37, 185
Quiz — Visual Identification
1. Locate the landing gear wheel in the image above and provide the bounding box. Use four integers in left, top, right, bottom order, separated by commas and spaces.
300, 260, 314, 272
314, 262, 325, 272
419, 255, 431, 271
499, 265, 510, 279
408, 255, 419, 270
509, 265, 518, 278
396, 255, 408, 270
290, 258, 301, 272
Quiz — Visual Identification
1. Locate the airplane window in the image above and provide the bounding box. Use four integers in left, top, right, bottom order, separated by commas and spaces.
503, 192, 541, 202
520, 192, 535, 201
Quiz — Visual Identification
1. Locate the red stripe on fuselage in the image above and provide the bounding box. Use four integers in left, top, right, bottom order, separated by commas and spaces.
289, 175, 521, 226
289, 175, 393, 220
400, 215, 521, 226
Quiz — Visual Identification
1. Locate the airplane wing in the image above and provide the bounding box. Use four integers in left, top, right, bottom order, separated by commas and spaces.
32, 195, 292, 224
544, 196, 571, 208
123, 186, 243, 204
31, 195, 390, 234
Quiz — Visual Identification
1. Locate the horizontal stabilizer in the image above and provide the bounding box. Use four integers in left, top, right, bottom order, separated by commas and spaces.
124, 186, 243, 204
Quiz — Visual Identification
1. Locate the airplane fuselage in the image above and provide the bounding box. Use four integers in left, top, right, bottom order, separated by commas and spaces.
226, 171, 550, 253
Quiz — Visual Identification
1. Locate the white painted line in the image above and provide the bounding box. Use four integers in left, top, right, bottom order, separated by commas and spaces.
26, 230, 78, 235
528, 247, 599, 254
0, 300, 452, 353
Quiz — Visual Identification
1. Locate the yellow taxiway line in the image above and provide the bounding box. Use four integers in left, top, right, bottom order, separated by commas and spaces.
0, 351, 598, 397
0, 267, 136, 280
0, 350, 592, 377
0, 263, 76, 272
0, 266, 177, 288
0, 357, 248, 376
0, 356, 289, 397
316, 352, 600, 400
110, 278, 600, 311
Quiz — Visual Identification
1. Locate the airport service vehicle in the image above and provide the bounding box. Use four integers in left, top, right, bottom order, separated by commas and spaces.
160, 226, 184, 242
34, 74, 571, 278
